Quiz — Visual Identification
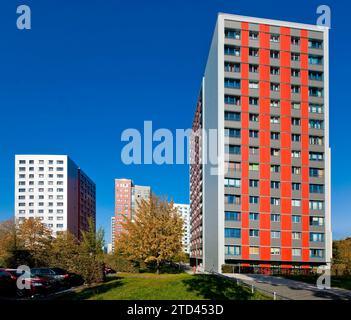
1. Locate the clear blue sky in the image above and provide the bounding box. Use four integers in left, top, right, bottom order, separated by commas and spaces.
0, 0, 349, 242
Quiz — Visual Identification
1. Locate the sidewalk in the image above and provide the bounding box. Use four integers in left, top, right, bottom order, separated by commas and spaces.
223, 273, 351, 300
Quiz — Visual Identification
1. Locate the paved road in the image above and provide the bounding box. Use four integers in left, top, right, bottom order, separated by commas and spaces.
223, 273, 351, 300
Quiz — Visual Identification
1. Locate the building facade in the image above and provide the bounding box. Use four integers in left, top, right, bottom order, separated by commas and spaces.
15, 155, 96, 239
174, 203, 191, 254
190, 13, 331, 273
113, 178, 150, 246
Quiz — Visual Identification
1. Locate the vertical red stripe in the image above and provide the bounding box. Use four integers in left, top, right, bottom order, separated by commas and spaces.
259, 24, 271, 261
241, 22, 250, 260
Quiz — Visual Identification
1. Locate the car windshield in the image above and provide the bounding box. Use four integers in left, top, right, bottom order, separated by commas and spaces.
51, 268, 66, 275
32, 268, 52, 275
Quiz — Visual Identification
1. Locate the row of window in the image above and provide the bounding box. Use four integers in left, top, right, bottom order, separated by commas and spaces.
18, 209, 64, 214
225, 211, 325, 226
225, 195, 324, 208
224, 28, 323, 49
18, 174, 65, 179
224, 245, 324, 258
224, 45, 323, 65
18, 202, 64, 207
18, 188, 64, 193
17, 217, 64, 229
18, 181, 64, 186
18, 160, 64, 165
18, 167, 64, 172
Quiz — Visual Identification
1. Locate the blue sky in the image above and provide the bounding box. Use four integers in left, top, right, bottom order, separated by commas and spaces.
0, 0, 349, 242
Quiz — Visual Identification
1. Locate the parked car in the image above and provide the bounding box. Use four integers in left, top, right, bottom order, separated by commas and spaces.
0, 269, 17, 297
5, 269, 53, 297
31, 268, 83, 288
104, 266, 116, 275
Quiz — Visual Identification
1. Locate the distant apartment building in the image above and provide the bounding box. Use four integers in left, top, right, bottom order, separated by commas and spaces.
15, 155, 96, 239
111, 216, 115, 252
174, 203, 191, 254
190, 14, 331, 273
113, 179, 150, 246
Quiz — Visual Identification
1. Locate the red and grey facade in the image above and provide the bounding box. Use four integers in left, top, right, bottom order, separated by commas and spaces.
190, 14, 331, 273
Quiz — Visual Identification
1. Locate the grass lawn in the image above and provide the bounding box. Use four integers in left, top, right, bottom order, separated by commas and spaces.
59, 273, 270, 300
280, 274, 351, 291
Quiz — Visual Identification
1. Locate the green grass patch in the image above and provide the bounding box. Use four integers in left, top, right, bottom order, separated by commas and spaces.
59, 273, 270, 300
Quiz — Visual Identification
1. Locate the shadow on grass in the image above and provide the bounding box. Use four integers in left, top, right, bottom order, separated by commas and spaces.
60, 276, 124, 300
183, 274, 254, 300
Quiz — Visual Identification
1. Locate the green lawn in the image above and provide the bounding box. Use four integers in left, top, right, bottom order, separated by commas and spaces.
59, 273, 270, 300
280, 274, 351, 291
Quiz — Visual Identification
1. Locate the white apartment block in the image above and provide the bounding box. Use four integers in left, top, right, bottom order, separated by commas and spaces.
15, 155, 96, 239
174, 203, 191, 254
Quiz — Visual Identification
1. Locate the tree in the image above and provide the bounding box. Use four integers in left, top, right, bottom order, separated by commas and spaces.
0, 219, 18, 267
17, 218, 53, 267
117, 195, 184, 274
333, 237, 351, 275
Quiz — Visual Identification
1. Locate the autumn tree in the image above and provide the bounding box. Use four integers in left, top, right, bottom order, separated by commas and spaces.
0, 219, 18, 267
333, 237, 351, 275
117, 195, 184, 274
17, 218, 53, 267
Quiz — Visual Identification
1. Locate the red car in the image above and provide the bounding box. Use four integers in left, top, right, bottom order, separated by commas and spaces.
0, 269, 17, 298
4, 269, 53, 297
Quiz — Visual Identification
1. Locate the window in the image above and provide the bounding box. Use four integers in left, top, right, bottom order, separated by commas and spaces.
310, 233, 324, 242
56, 224, 64, 228
309, 168, 324, 177
291, 36, 300, 45
225, 245, 241, 256
249, 179, 259, 188
225, 78, 241, 88
225, 62, 240, 73
249, 64, 259, 73
270, 67, 280, 75
291, 118, 301, 126
310, 136, 323, 146
291, 52, 300, 61
271, 165, 280, 173
271, 197, 280, 206
224, 178, 241, 188
271, 231, 280, 239
308, 39, 323, 49
292, 134, 301, 142
225, 228, 241, 238
271, 132, 280, 140
291, 150, 301, 158
225, 128, 241, 138
225, 145, 241, 155
249, 163, 259, 171
292, 102, 301, 110
249, 246, 259, 255
271, 181, 280, 189
270, 34, 280, 42
225, 111, 241, 121
291, 85, 300, 93
249, 47, 259, 57
249, 212, 259, 221
309, 55, 323, 65
309, 152, 324, 161
270, 116, 280, 124
270, 100, 280, 108
249, 130, 259, 138
292, 199, 301, 207
309, 87, 323, 97
291, 69, 300, 77
249, 31, 259, 40
292, 232, 302, 240
249, 81, 259, 89
292, 248, 301, 256
249, 147, 259, 155
310, 249, 324, 258
270, 50, 279, 59
309, 104, 323, 114
225, 28, 241, 39
225, 162, 241, 172
292, 183, 301, 191
225, 95, 240, 105
225, 45, 240, 56
249, 97, 259, 105
249, 113, 259, 122
292, 215, 301, 223
310, 216, 324, 226
271, 247, 281, 255
271, 214, 280, 222
271, 83, 280, 91
250, 229, 259, 237
225, 195, 241, 205
310, 184, 324, 194
225, 211, 241, 221
310, 200, 324, 210
271, 148, 280, 156
309, 71, 323, 81
249, 196, 259, 204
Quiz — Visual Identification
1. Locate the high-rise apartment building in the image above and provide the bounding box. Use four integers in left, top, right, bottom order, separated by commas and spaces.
113, 178, 150, 245
15, 155, 96, 239
174, 203, 191, 254
190, 14, 331, 273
